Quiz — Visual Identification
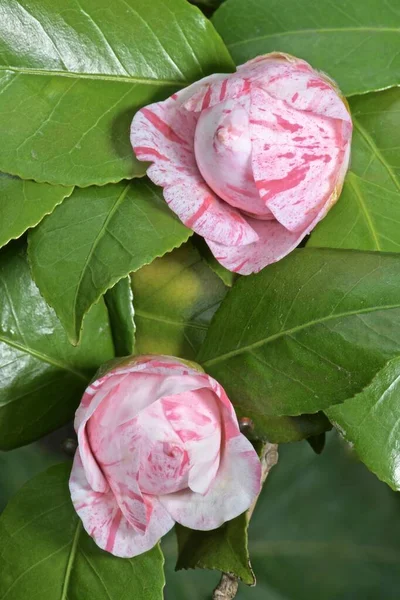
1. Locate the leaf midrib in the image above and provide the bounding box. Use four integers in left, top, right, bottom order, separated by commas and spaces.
226, 26, 400, 48
135, 309, 209, 331
0, 65, 187, 87
202, 302, 400, 366
346, 172, 381, 250
353, 117, 400, 194
0, 334, 87, 380
60, 521, 82, 600
71, 182, 132, 338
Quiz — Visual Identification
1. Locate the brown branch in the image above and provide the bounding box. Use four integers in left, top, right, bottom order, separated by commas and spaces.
212, 442, 279, 600
212, 574, 239, 599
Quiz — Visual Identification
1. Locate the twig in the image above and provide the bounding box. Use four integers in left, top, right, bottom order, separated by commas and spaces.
212, 442, 279, 600
212, 574, 239, 599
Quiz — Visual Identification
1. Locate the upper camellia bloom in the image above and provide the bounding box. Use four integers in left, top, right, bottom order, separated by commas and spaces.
69, 355, 261, 558
131, 53, 352, 274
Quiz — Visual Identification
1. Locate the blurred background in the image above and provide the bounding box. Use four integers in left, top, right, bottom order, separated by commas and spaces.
2, 431, 399, 599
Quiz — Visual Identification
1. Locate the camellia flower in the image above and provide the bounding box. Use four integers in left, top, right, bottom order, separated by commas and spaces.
131, 53, 352, 274
69, 355, 261, 558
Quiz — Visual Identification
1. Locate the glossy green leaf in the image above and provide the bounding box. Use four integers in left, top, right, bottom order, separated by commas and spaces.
105, 276, 135, 356
198, 248, 400, 426
165, 433, 400, 599
131, 241, 227, 360
0, 0, 234, 187
175, 513, 254, 586
310, 88, 400, 252
0, 173, 72, 250
0, 241, 115, 450
29, 179, 191, 345
212, 0, 400, 96
0, 463, 165, 600
327, 357, 400, 491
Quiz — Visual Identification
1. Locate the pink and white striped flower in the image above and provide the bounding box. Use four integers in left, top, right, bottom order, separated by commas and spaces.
131, 53, 352, 274
69, 355, 261, 558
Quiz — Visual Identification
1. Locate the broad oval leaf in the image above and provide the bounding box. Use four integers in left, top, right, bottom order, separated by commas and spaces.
131, 241, 227, 360
105, 276, 135, 356
0, 241, 115, 450
198, 248, 400, 425
327, 357, 400, 491
29, 179, 191, 344
0, 0, 234, 186
212, 0, 400, 96
310, 88, 400, 252
0, 463, 165, 600
0, 173, 72, 250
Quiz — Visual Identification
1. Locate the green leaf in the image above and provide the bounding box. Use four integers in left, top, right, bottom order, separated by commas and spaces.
327, 357, 400, 491
0, 463, 165, 600
198, 247, 400, 426
0, 173, 72, 250
105, 277, 135, 356
0, 441, 63, 512
0, 241, 115, 450
29, 179, 191, 345
0, 0, 233, 187
192, 236, 236, 287
212, 0, 400, 96
309, 88, 400, 252
247, 412, 332, 443
175, 514, 254, 586
164, 433, 400, 599
131, 241, 227, 360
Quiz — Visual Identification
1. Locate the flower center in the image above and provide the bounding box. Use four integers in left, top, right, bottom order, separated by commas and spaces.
194, 99, 273, 219
138, 440, 189, 495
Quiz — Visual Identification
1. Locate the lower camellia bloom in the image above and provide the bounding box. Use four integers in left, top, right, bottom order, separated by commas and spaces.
69, 355, 261, 558
130, 53, 352, 274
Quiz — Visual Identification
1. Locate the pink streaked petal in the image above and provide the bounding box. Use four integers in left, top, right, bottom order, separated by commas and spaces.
160, 388, 222, 495
131, 92, 258, 246
207, 218, 304, 275
238, 53, 351, 122
136, 400, 190, 496
183, 74, 252, 112
187, 437, 220, 495
103, 462, 149, 535
76, 372, 167, 494
75, 375, 127, 493
159, 434, 261, 530
206, 170, 346, 276
69, 453, 174, 558
161, 177, 258, 246
250, 86, 351, 232
87, 406, 149, 534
